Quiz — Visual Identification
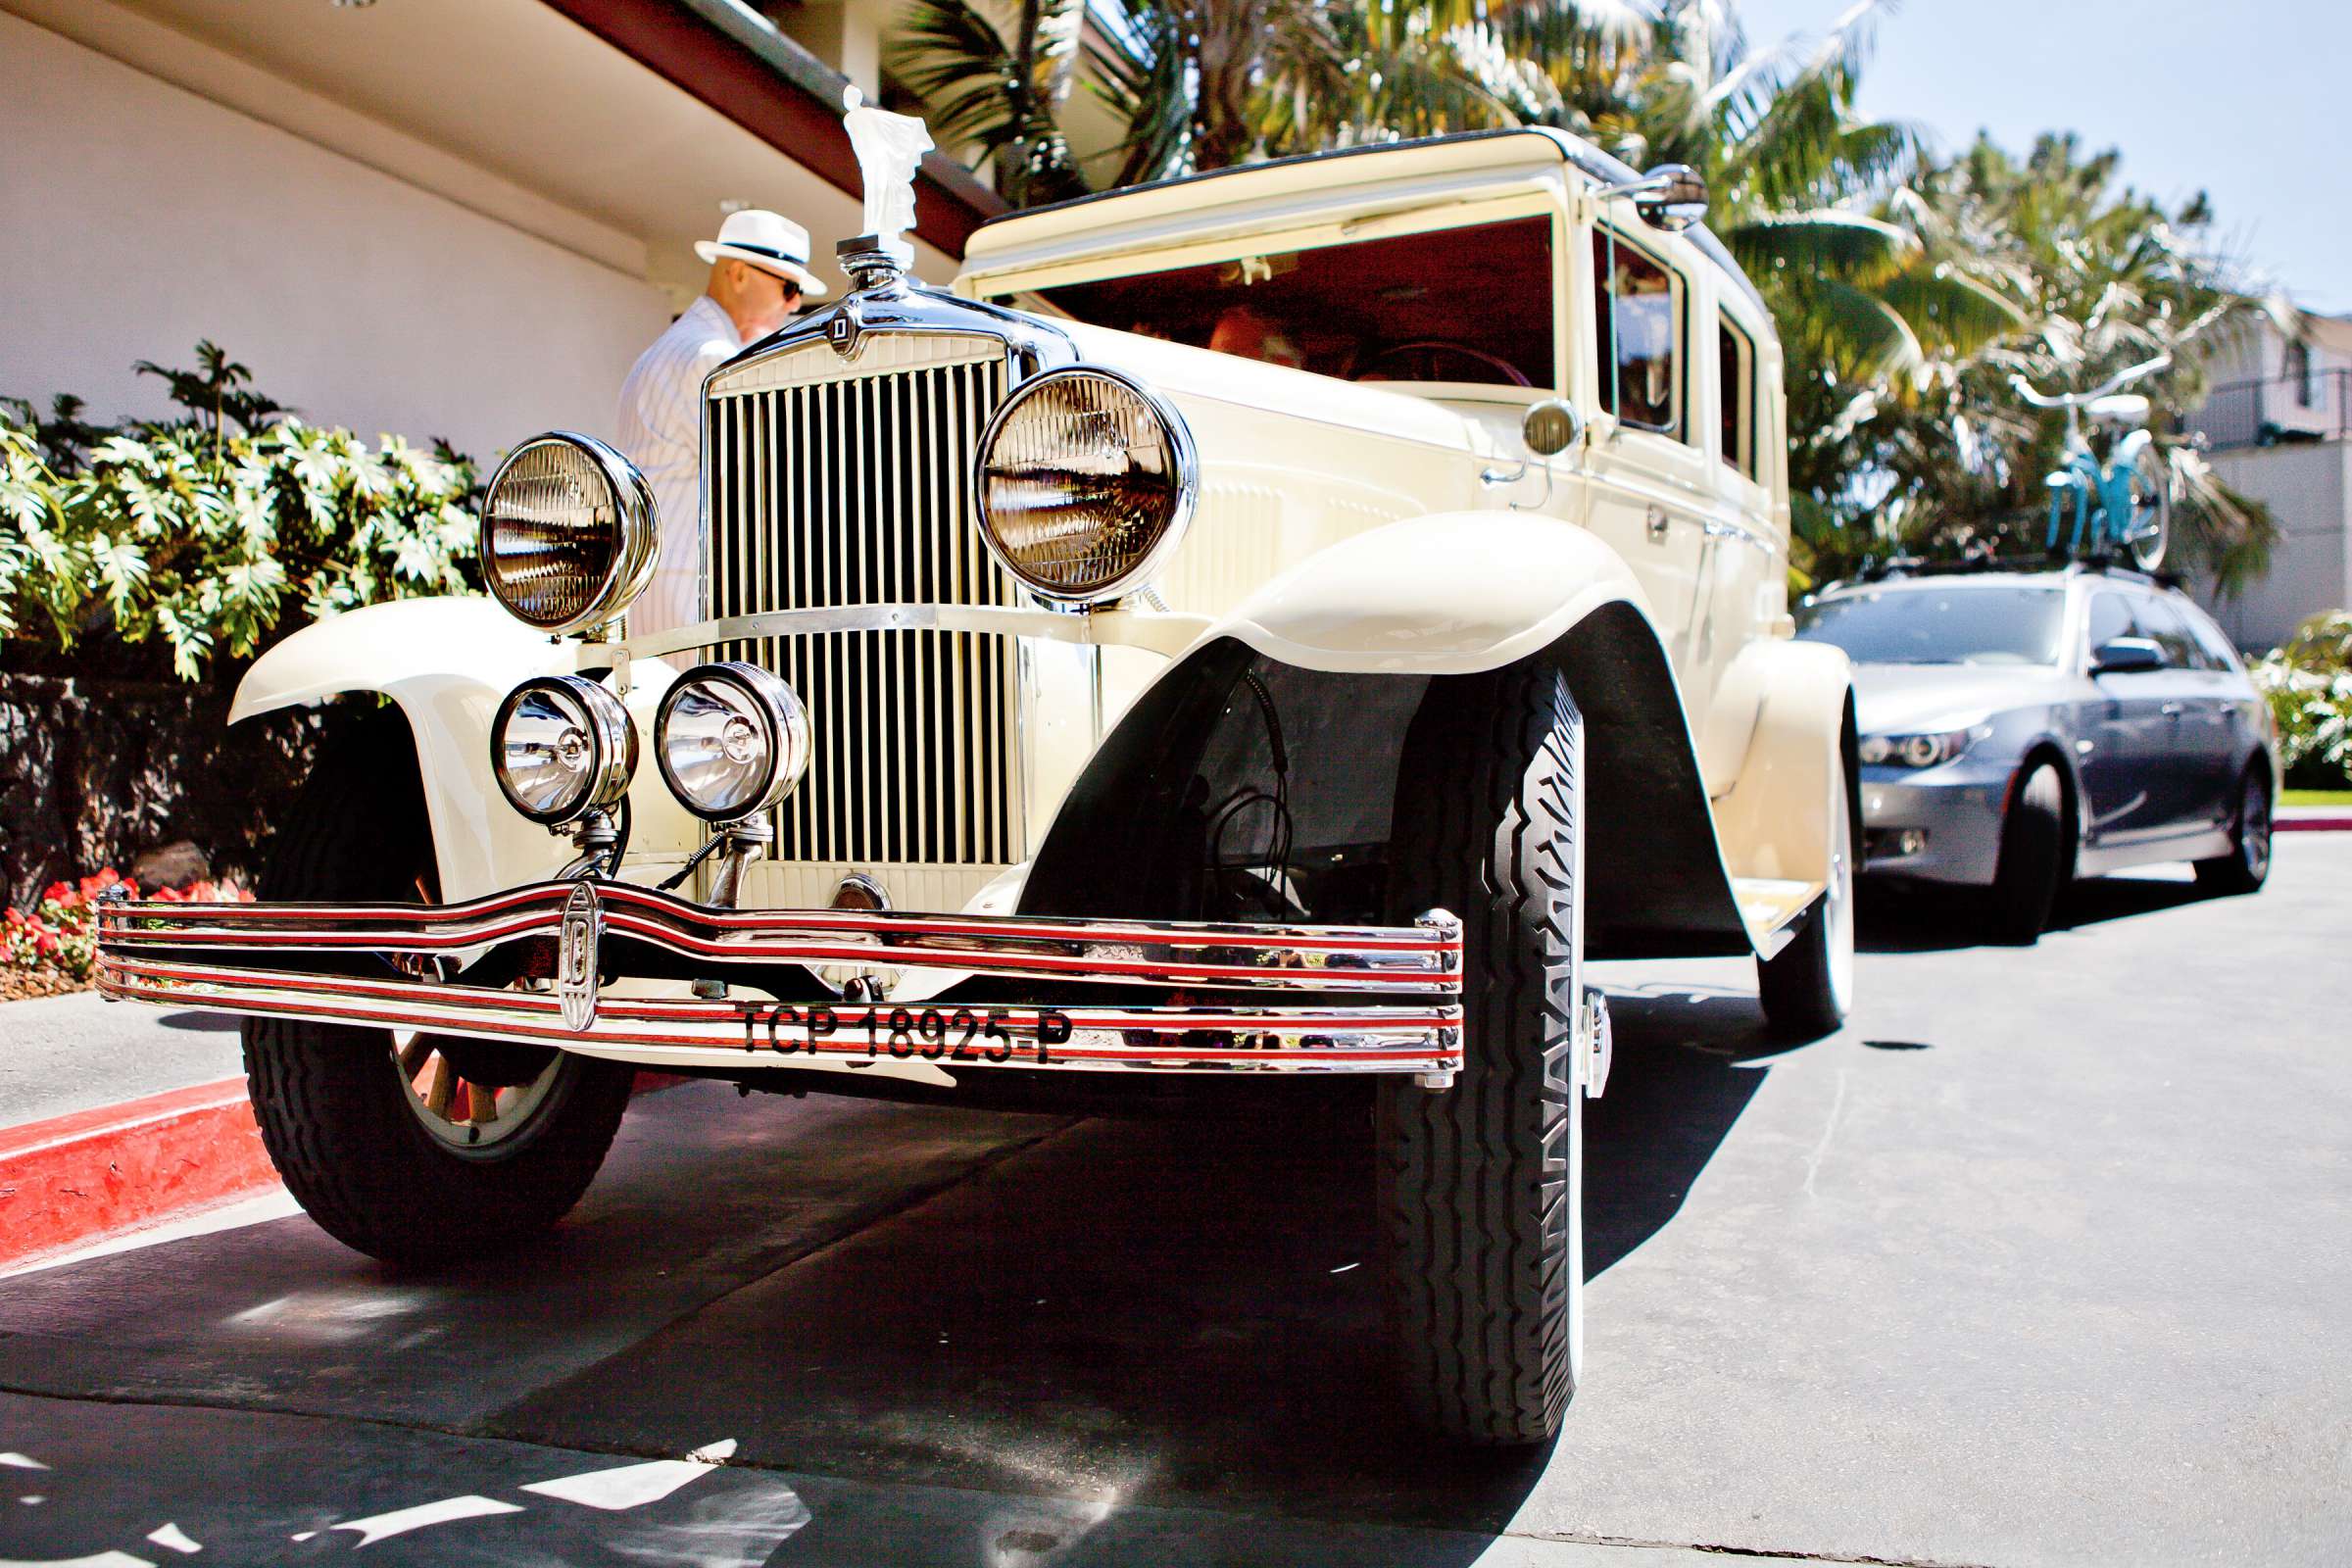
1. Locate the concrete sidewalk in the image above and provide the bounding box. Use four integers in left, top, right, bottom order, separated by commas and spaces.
1, 992, 245, 1131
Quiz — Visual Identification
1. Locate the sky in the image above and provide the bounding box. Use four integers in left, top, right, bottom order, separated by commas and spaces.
1735, 0, 2352, 316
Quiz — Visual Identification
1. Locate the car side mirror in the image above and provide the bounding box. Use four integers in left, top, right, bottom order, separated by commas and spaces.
1634, 165, 1708, 232
2093, 637, 2164, 674
1522, 398, 1585, 458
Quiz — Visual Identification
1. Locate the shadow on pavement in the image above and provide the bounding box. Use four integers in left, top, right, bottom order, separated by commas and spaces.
1860, 868, 2215, 954
0, 994, 1781, 1562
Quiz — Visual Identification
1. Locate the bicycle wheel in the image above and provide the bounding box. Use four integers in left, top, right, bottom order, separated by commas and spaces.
2123, 443, 2172, 571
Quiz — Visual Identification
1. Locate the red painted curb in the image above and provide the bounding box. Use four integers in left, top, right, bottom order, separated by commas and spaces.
0, 1069, 688, 1272
0, 1078, 273, 1272
2278, 816, 2352, 832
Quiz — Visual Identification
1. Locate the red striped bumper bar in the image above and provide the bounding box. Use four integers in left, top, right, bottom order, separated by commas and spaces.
95, 883, 1464, 1080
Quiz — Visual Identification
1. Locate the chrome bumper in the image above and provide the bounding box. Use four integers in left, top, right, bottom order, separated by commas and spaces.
95, 882, 1464, 1081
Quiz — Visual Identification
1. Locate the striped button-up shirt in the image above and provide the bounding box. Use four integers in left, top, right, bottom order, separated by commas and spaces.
616, 295, 741, 640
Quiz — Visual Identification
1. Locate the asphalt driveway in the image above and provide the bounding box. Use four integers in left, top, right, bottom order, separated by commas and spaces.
0, 841, 2344, 1566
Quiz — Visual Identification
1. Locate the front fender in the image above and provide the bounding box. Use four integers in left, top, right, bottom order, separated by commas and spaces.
232, 598, 686, 901
1706, 639, 1855, 890
1208, 512, 1659, 675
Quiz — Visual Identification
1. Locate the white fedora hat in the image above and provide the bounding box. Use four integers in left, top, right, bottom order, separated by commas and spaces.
695, 210, 829, 298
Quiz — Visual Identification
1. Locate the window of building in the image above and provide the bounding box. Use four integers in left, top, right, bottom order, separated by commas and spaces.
1719, 315, 1756, 477
2288, 338, 2318, 409
1592, 229, 1681, 436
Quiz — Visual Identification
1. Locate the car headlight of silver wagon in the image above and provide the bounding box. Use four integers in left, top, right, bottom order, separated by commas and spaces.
491, 675, 638, 826
974, 367, 1197, 605
480, 432, 659, 635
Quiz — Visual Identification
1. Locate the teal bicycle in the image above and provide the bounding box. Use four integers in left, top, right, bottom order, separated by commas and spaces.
2012, 355, 2175, 570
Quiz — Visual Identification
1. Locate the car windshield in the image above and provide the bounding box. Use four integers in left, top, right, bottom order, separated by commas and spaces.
1002, 217, 1555, 389
1795, 585, 2067, 666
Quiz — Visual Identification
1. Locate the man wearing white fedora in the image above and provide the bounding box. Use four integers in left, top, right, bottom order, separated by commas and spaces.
617, 209, 829, 641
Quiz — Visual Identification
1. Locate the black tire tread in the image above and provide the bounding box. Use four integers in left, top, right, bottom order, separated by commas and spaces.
2194, 766, 2272, 895
1987, 762, 2066, 945
1377, 662, 1582, 1444
242, 713, 633, 1264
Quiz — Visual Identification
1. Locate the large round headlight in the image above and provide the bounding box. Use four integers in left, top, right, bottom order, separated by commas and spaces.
656, 662, 811, 822
491, 675, 637, 826
480, 433, 659, 635
974, 367, 1197, 603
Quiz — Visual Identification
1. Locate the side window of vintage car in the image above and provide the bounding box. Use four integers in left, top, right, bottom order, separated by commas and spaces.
1592, 229, 1681, 436
1719, 314, 1756, 478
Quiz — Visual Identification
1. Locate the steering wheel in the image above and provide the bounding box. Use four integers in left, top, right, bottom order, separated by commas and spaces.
1359, 340, 1532, 387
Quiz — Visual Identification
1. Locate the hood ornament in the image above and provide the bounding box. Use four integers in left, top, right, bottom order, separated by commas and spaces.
838, 86, 934, 288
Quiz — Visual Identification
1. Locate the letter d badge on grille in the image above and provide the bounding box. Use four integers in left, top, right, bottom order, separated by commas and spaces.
558, 882, 601, 1031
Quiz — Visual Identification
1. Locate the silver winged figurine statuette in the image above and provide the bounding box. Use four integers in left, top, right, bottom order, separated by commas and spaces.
842, 85, 934, 272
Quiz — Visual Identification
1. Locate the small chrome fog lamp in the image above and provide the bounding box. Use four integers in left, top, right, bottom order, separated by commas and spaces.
491, 675, 637, 826
655, 662, 811, 822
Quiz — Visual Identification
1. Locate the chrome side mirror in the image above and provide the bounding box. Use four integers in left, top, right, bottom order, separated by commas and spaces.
1634, 165, 1708, 231
1523, 398, 1585, 458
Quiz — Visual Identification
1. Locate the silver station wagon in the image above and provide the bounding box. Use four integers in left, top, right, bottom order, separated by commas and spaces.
1796, 564, 2278, 942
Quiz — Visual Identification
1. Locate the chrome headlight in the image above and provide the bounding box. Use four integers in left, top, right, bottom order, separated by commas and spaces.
480, 433, 659, 634
974, 367, 1197, 604
491, 675, 637, 826
656, 662, 811, 822
1858, 725, 1990, 769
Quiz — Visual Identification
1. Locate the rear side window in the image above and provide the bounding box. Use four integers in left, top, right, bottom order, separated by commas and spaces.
1719, 316, 1755, 478
1593, 230, 1680, 436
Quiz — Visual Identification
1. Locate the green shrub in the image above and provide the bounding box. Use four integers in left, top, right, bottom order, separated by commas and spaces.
1, 343, 479, 680
2251, 611, 2352, 789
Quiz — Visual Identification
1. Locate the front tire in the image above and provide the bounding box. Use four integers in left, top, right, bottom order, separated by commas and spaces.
243, 712, 634, 1264
1377, 662, 1585, 1444
2195, 767, 2273, 895
1757, 749, 1856, 1038
1986, 761, 2068, 944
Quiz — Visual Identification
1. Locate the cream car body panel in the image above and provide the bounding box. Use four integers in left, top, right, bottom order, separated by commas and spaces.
228, 126, 1847, 973
229, 597, 696, 901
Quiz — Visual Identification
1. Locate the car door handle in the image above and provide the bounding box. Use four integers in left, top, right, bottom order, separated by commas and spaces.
2161, 701, 2184, 718
1644, 506, 1669, 543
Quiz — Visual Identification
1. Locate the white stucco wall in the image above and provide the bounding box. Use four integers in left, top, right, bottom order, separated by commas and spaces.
0, 10, 670, 465
2196, 440, 2352, 651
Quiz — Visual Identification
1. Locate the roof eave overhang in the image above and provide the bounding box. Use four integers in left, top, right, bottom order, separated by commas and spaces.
538, 0, 1006, 255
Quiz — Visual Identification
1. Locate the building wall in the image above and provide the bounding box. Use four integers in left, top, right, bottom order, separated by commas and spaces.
2197, 440, 2352, 650
0, 9, 670, 464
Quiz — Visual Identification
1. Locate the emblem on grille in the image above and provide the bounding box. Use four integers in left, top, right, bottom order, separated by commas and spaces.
827, 301, 862, 359
558, 881, 601, 1031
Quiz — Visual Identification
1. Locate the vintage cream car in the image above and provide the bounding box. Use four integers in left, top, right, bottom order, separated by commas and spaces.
96, 123, 1855, 1444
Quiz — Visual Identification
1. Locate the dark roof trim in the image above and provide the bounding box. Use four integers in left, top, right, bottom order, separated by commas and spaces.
990, 127, 1768, 318
538, 0, 1006, 254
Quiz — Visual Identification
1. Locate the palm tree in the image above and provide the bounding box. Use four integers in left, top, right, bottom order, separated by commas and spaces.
890, 0, 1091, 207
1804, 133, 2277, 589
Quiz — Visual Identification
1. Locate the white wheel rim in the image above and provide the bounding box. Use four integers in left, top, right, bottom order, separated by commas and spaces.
2243, 778, 2272, 879
392, 1032, 564, 1151
1826, 772, 1857, 1013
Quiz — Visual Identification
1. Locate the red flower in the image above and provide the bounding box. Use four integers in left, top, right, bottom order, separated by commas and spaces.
40, 882, 72, 905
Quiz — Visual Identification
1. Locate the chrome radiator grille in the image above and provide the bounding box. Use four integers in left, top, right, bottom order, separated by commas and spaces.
705, 335, 1021, 867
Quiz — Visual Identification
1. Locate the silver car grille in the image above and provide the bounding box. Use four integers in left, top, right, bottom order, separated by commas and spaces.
704, 334, 1021, 868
